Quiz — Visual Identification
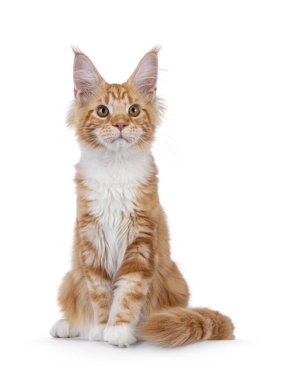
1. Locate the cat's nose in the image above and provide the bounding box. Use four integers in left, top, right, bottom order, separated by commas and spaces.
112, 121, 129, 131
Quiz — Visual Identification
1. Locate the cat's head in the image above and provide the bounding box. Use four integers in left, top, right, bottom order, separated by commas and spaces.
68, 48, 162, 153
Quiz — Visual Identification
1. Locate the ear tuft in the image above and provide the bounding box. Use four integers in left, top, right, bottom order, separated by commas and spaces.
72, 47, 104, 102
71, 45, 83, 55
128, 48, 159, 101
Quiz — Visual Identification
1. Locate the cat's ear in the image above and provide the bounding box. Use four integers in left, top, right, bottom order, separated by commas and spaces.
128, 48, 159, 101
72, 48, 104, 102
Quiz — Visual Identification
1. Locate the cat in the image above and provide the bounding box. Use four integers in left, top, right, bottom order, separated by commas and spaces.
50, 47, 234, 347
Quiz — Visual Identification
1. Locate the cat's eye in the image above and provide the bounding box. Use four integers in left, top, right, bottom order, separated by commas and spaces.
96, 105, 109, 117
128, 104, 141, 117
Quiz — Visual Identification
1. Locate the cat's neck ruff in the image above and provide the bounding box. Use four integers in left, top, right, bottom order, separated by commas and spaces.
78, 143, 153, 187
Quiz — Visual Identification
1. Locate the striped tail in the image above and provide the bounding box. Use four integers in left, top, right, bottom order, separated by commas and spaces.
137, 307, 234, 347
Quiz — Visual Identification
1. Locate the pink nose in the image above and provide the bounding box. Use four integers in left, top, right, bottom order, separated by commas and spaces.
112, 121, 129, 131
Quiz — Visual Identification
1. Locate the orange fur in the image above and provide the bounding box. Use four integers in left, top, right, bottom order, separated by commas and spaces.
137, 308, 234, 347
51, 48, 234, 347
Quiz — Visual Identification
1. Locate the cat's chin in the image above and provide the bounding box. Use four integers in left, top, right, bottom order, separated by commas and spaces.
104, 138, 132, 152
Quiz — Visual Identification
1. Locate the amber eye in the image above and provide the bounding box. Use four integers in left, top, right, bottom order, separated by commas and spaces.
96, 105, 109, 117
128, 104, 141, 117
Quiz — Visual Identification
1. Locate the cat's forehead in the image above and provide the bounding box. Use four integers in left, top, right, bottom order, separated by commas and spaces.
102, 83, 136, 105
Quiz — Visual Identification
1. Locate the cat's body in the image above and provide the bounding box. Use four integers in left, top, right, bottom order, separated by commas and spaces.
78, 147, 153, 277
50, 49, 234, 347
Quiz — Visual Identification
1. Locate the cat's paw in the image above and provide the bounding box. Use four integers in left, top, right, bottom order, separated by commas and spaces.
103, 324, 137, 347
50, 319, 80, 338
88, 324, 106, 341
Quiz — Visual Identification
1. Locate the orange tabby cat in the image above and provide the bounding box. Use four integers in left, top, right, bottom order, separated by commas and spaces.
50, 48, 234, 347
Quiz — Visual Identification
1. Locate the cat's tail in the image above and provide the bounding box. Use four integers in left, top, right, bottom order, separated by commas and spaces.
136, 307, 234, 347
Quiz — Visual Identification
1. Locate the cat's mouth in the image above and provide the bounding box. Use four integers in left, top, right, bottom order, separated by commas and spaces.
112, 135, 130, 143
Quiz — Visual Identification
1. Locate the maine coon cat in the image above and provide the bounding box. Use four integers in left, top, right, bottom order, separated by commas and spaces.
50, 48, 234, 347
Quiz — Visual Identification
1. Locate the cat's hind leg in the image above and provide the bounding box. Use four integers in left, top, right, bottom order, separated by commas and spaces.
50, 270, 93, 339
50, 319, 80, 338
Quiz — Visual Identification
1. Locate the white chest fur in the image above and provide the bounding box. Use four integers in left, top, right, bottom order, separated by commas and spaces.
77, 147, 152, 277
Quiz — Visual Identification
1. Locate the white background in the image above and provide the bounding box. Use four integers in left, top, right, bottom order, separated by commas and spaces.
0, 0, 284, 379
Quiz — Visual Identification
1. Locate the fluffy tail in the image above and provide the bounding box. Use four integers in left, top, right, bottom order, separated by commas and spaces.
137, 307, 234, 348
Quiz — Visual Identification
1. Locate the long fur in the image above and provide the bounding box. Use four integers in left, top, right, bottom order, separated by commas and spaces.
50, 48, 234, 348
137, 307, 234, 347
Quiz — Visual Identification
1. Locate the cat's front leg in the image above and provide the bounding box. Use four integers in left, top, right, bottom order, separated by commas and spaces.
79, 234, 112, 341
83, 264, 112, 341
104, 238, 154, 347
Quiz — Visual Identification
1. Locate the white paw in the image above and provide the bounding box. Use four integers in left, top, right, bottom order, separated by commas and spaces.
50, 319, 79, 338
103, 325, 137, 347
88, 324, 106, 341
